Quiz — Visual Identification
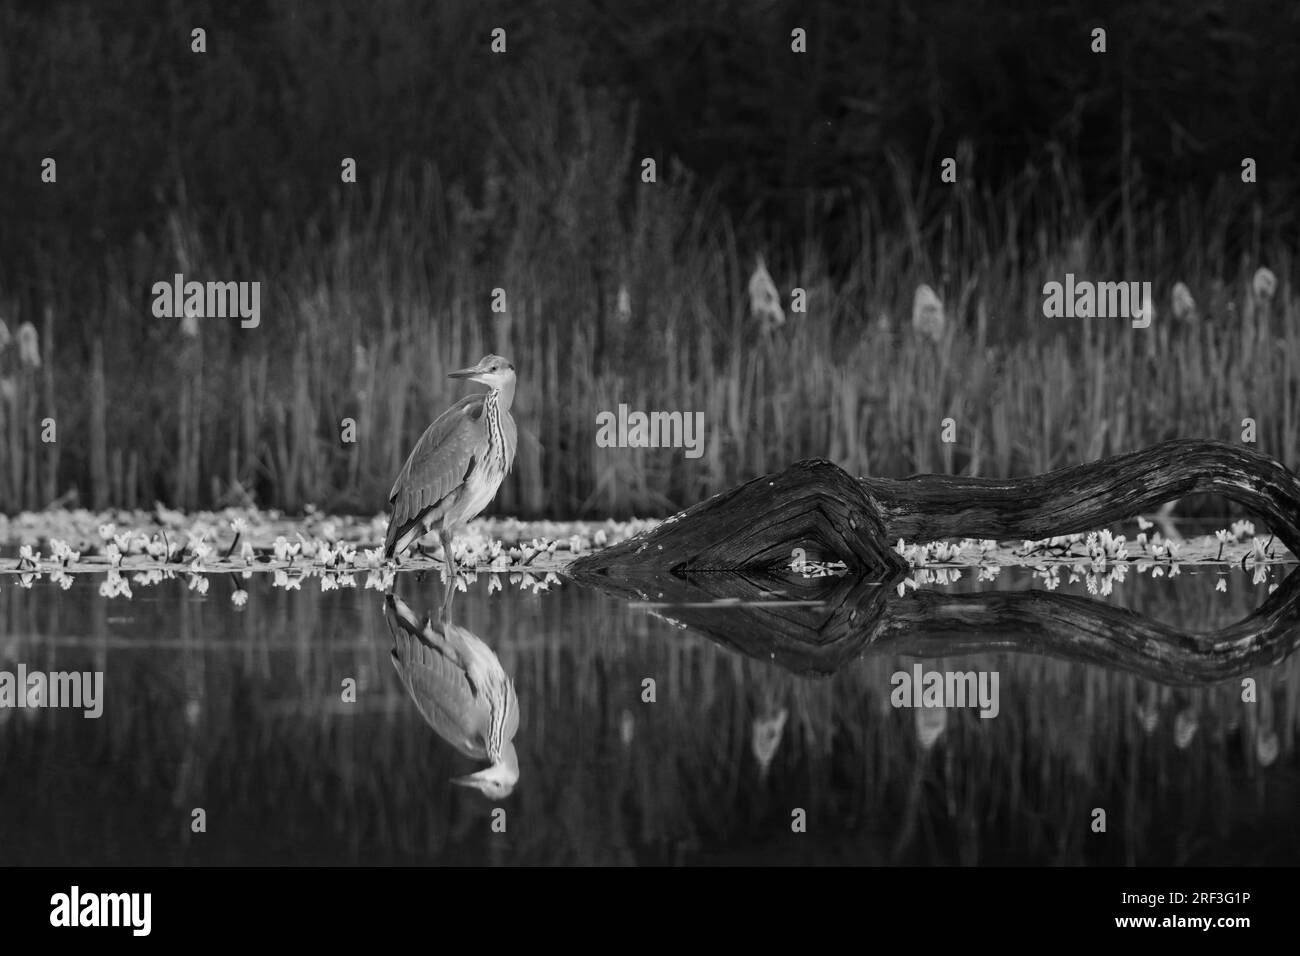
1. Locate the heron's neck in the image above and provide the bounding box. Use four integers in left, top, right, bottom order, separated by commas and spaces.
492, 379, 516, 413
499, 740, 519, 777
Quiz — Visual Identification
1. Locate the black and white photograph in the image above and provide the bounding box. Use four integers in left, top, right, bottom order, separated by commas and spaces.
0, 0, 1296, 936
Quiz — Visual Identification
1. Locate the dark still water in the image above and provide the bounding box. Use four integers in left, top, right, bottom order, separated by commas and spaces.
1, 565, 1297, 866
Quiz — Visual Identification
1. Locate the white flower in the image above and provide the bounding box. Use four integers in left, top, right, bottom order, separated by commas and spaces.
1170, 282, 1196, 322
98, 523, 116, 541
1174, 709, 1198, 749
748, 255, 785, 330
1215, 577, 1227, 592
16, 321, 40, 367
911, 284, 945, 342
915, 707, 947, 750
364, 569, 393, 591
616, 283, 632, 323
1256, 728, 1280, 766
100, 570, 131, 599
1253, 266, 1277, 302
272, 569, 303, 591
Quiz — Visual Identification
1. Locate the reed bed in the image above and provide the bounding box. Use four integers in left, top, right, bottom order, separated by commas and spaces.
1, 93, 1295, 518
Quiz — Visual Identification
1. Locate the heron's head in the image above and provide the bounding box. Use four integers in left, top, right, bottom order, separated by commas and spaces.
449, 354, 515, 391
451, 742, 519, 799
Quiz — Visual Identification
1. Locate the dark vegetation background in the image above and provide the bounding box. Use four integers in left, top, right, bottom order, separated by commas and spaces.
1, 0, 1298, 516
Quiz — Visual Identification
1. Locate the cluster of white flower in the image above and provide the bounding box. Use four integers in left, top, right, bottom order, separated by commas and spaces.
1084, 530, 1128, 571
98, 569, 132, 599
48, 539, 82, 564
272, 536, 303, 562
892, 537, 977, 570
272, 569, 304, 591
788, 552, 849, 577
1229, 520, 1256, 541
318, 573, 358, 591
896, 567, 963, 594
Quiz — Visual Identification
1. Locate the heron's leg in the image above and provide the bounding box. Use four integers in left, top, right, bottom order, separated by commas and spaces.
439, 529, 456, 618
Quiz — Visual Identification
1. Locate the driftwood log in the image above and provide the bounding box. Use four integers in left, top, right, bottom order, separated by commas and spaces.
570, 565, 1300, 684
570, 439, 1300, 576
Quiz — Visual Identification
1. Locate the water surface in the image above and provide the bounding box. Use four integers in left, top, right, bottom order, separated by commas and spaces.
1, 562, 1297, 865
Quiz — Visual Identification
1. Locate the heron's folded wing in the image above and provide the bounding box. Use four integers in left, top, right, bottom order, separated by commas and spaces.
389, 629, 485, 759
388, 394, 486, 530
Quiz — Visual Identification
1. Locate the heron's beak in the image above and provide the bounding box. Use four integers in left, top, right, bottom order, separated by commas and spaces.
451, 746, 520, 796
451, 770, 516, 798
448, 359, 489, 381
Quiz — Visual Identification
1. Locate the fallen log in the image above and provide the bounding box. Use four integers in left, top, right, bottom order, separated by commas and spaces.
570, 458, 907, 576
864, 438, 1300, 554
570, 439, 1300, 576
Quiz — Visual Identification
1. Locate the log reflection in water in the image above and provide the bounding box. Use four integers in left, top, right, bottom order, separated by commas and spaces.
570, 566, 1300, 684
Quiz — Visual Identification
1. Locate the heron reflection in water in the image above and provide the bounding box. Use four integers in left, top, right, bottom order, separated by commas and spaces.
383, 592, 520, 798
